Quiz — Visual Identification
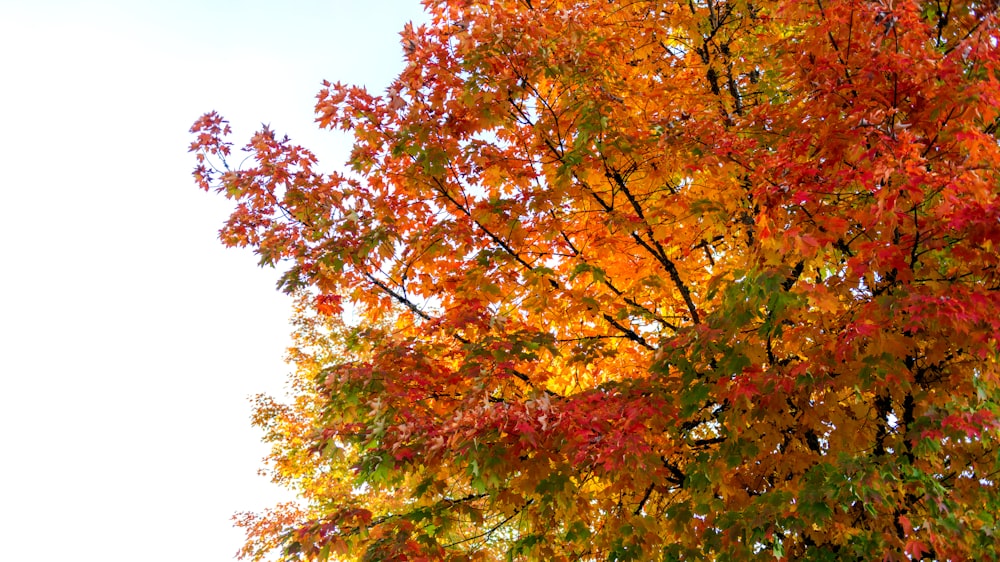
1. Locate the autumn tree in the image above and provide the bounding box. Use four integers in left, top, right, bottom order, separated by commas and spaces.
191, 0, 1000, 559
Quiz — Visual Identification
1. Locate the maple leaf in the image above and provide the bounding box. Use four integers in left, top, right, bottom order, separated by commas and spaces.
192, 1, 1000, 560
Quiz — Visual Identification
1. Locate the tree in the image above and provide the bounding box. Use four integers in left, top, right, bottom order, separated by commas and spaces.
191, 0, 1000, 559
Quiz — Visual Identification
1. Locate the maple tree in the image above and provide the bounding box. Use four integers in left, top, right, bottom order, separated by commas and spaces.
192, 0, 1000, 559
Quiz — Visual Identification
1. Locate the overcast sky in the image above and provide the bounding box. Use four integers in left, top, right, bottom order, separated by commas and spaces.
0, 1, 424, 559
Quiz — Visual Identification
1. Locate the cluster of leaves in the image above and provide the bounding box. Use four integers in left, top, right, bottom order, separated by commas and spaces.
192, 0, 1000, 559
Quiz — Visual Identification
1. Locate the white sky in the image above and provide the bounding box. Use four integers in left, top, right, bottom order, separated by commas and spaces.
0, 1, 424, 559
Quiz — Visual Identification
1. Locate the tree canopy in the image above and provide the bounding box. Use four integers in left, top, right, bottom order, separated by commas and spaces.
191, 0, 1000, 559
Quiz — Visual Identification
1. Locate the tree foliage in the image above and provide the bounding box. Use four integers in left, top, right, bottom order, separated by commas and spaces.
191, 0, 1000, 559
